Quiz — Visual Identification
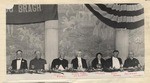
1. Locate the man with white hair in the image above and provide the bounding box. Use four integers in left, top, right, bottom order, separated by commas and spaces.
123, 52, 140, 68
71, 50, 87, 70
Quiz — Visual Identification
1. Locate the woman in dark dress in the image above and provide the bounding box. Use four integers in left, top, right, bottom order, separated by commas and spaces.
92, 53, 106, 69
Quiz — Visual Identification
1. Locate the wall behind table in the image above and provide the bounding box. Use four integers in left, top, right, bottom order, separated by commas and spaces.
58, 4, 116, 66
6, 23, 45, 68
129, 26, 144, 66
58, 4, 144, 66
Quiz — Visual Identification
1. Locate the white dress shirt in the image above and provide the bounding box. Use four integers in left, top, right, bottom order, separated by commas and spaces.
98, 59, 101, 64
17, 59, 22, 70
77, 57, 83, 68
112, 57, 120, 69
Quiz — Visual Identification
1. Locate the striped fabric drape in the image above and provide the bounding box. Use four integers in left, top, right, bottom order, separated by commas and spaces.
85, 4, 144, 29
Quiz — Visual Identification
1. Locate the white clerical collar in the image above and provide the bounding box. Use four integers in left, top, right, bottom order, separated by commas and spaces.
129, 57, 134, 60
59, 58, 63, 60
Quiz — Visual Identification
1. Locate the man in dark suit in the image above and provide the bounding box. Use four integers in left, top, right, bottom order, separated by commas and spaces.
51, 54, 68, 70
71, 50, 87, 69
123, 52, 140, 68
29, 51, 47, 70
106, 50, 123, 69
11, 50, 28, 70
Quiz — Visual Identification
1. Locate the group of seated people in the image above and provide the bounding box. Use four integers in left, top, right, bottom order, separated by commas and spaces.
9, 49, 141, 72
91, 50, 141, 71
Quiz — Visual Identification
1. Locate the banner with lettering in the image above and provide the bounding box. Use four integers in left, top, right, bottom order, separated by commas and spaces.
6, 4, 58, 24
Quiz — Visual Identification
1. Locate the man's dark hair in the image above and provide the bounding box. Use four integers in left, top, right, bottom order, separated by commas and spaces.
96, 52, 103, 58
16, 50, 23, 54
113, 50, 119, 53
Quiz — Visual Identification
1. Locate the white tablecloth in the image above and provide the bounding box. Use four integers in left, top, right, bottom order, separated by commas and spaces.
6, 71, 144, 81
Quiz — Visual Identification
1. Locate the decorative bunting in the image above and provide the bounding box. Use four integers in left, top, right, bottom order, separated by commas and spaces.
85, 4, 144, 29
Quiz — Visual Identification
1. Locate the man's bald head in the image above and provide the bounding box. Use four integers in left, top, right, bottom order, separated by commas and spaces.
128, 51, 134, 58
35, 51, 41, 59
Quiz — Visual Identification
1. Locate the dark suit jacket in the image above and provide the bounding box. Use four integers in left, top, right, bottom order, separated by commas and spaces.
11, 59, 28, 70
123, 58, 140, 68
51, 58, 68, 69
106, 57, 122, 68
29, 58, 47, 70
71, 57, 87, 69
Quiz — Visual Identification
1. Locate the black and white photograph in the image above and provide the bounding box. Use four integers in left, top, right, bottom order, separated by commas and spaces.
6, 4, 144, 80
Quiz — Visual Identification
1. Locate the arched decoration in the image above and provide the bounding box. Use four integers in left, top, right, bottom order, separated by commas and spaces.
85, 4, 144, 29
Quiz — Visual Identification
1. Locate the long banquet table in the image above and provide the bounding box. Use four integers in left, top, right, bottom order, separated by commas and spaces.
6, 70, 144, 80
